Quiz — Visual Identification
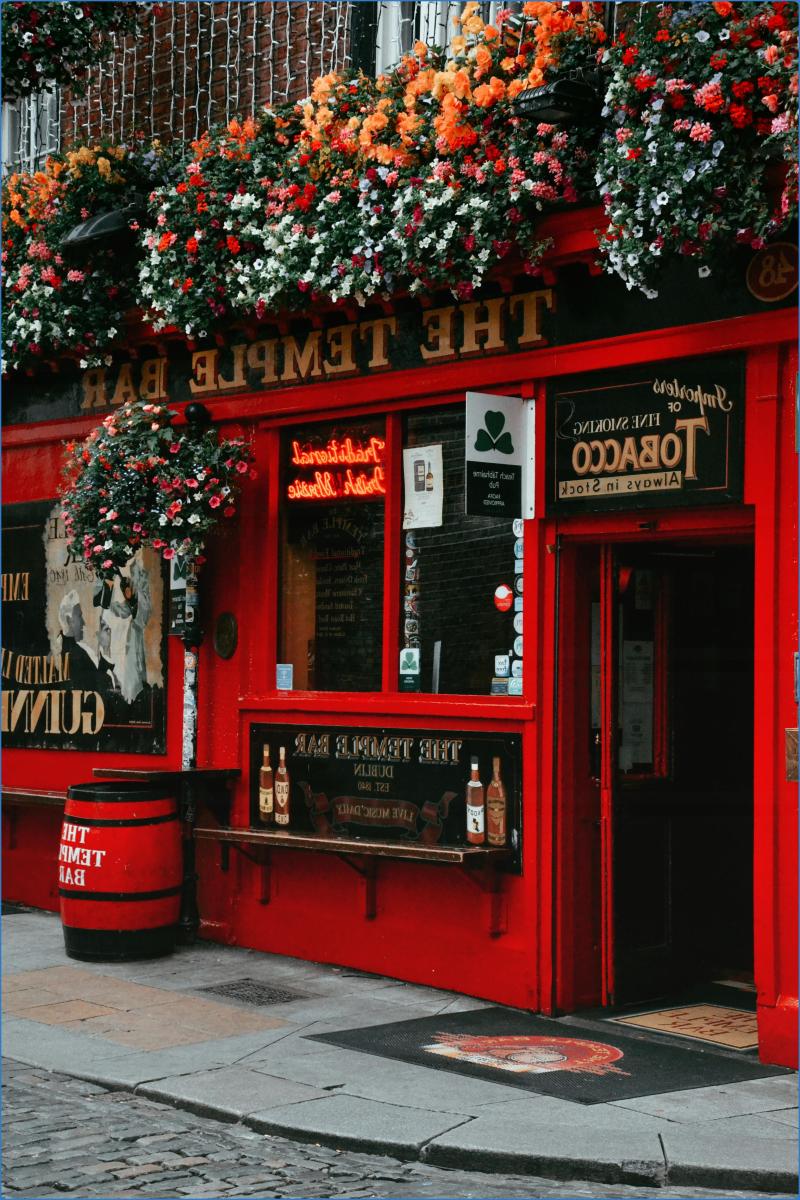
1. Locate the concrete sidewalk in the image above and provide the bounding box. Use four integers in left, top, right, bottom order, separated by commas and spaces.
3, 909, 797, 1195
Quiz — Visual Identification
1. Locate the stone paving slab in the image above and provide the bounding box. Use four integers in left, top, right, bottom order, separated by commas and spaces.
661, 1125, 799, 1193
422, 1116, 667, 1187
250, 1044, 531, 1113
138, 1066, 329, 1120
247, 1094, 469, 1160
690, 1111, 798, 1141
614, 1075, 799, 1121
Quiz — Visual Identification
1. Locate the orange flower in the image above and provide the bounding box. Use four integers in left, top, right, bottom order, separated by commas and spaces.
473, 76, 507, 107
474, 44, 494, 78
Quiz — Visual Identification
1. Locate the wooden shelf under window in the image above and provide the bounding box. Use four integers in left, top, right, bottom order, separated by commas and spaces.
194, 825, 511, 936
194, 825, 508, 864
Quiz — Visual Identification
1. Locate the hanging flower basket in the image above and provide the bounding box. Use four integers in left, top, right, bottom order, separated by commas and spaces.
60, 399, 256, 579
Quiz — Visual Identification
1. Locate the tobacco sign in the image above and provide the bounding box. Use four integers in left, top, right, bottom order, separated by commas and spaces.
546, 355, 745, 514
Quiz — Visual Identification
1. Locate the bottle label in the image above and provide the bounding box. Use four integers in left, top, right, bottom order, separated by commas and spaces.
259, 786, 274, 816
487, 801, 506, 846
467, 803, 485, 835
275, 780, 290, 825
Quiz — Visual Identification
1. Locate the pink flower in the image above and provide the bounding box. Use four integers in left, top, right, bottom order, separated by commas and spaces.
690, 122, 713, 143
102, 559, 113, 569
169, 443, 180, 454
209, 495, 222, 508
235, 460, 248, 473
162, 547, 175, 559
186, 478, 199, 488
133, 523, 142, 532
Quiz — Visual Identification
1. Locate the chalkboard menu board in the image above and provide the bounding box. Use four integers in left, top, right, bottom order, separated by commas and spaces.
280, 419, 385, 692
250, 722, 522, 872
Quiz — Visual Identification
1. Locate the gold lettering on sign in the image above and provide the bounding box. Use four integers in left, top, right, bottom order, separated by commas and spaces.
246, 339, 278, 384
111, 362, 138, 407
80, 368, 108, 411
1, 689, 105, 736
359, 317, 396, 369
324, 325, 357, 375
509, 288, 554, 345
216, 342, 248, 389
1, 572, 30, 602
281, 331, 323, 382
190, 349, 219, 394
420, 307, 454, 360
78, 288, 557, 409
139, 357, 167, 400
460, 298, 505, 355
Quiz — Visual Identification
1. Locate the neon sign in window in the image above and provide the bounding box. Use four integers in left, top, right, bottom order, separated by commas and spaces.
287, 436, 386, 501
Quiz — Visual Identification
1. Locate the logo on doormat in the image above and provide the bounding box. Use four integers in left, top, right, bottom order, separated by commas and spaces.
422, 1033, 629, 1076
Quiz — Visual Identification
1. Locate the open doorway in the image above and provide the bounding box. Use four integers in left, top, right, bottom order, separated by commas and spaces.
557, 539, 754, 1011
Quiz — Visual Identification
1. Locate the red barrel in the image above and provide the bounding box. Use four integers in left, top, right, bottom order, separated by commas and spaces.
59, 782, 182, 962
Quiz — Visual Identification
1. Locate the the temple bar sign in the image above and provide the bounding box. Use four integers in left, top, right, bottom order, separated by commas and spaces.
78, 288, 555, 412
546, 355, 745, 514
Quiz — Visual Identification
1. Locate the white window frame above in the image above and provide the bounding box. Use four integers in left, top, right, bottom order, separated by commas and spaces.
2, 89, 60, 175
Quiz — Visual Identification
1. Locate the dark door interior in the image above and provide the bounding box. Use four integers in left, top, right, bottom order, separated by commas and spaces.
612, 542, 754, 1002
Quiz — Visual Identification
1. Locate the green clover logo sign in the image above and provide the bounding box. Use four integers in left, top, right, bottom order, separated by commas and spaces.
475, 410, 514, 455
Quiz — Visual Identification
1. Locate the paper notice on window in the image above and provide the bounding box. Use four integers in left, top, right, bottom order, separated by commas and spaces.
403, 444, 443, 529
622, 640, 653, 704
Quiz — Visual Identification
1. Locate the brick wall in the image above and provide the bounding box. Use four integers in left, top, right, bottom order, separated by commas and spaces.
61, 1, 355, 148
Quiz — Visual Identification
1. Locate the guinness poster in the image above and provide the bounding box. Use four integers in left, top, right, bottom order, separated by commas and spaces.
547, 355, 745, 514
2, 501, 167, 752
250, 723, 522, 872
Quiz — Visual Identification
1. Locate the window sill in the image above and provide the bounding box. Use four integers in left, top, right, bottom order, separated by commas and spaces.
239, 691, 535, 721
195, 825, 510, 865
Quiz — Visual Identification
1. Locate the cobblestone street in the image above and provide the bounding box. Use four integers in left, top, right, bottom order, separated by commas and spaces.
3, 1060, 783, 1200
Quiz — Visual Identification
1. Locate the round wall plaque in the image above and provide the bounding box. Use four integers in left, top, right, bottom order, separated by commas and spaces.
213, 612, 238, 659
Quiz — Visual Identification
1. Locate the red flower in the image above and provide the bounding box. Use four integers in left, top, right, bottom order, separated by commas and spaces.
709, 53, 728, 70
176, 181, 188, 194
655, 29, 670, 42
182, 278, 194, 292
626, 147, 642, 159
729, 102, 753, 127
633, 74, 657, 92
731, 80, 755, 98
186, 236, 199, 253
622, 46, 638, 65
226, 236, 240, 254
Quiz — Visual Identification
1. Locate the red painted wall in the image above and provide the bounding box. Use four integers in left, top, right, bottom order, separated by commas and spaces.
3, 282, 796, 1066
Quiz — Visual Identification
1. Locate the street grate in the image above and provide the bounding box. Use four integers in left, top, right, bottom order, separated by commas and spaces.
198, 977, 309, 1006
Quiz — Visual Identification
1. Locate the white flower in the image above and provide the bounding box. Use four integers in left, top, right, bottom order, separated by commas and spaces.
695, 30, 710, 43
712, 140, 724, 157
657, 192, 670, 207
683, 167, 696, 182
698, 266, 711, 278
188, 513, 201, 525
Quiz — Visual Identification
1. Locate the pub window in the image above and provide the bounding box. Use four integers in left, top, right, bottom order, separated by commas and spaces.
279, 417, 386, 692
400, 404, 520, 696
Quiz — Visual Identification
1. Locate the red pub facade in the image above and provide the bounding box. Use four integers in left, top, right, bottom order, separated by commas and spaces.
3, 208, 797, 1069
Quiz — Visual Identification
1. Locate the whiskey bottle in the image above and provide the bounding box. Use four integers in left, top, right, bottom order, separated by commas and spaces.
425, 461, 434, 491
275, 746, 291, 826
258, 745, 274, 825
486, 756, 507, 847
466, 757, 485, 845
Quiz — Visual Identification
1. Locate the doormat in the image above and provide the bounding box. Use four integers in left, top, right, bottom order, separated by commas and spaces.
611, 1004, 759, 1050
305, 1007, 788, 1104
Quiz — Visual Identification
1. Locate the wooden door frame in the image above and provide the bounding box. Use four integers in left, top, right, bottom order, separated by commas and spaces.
551, 510, 755, 1015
